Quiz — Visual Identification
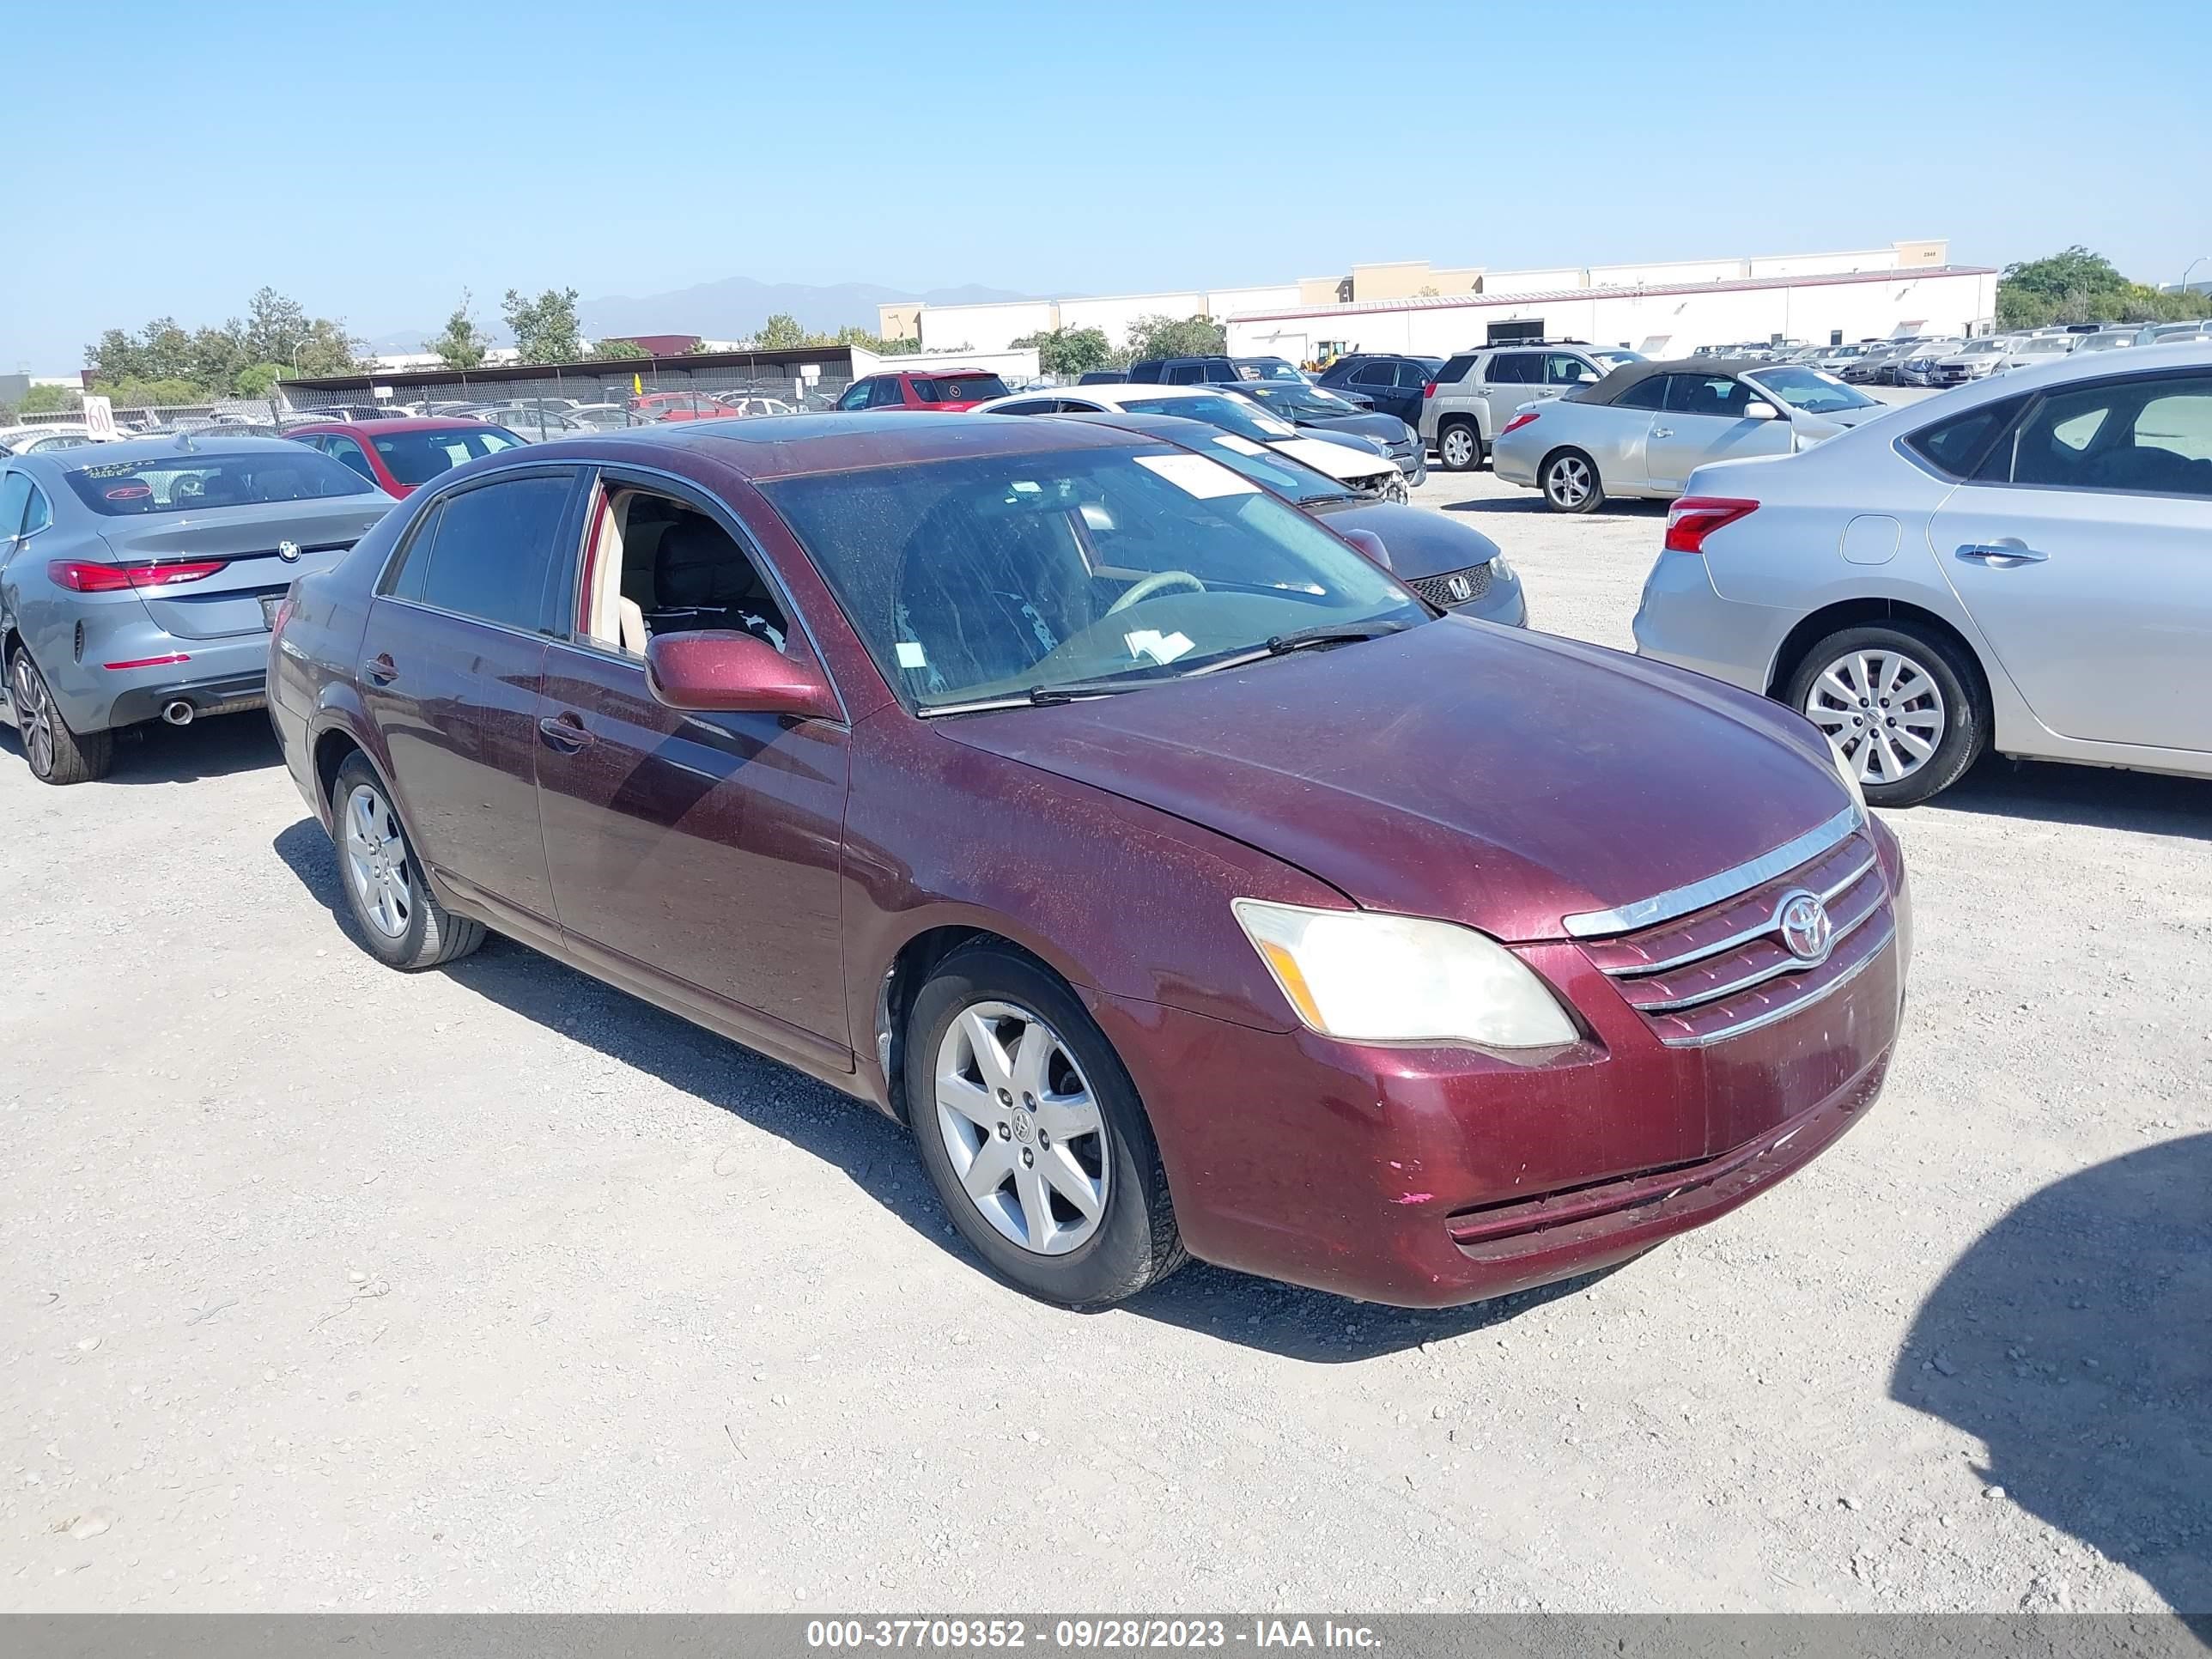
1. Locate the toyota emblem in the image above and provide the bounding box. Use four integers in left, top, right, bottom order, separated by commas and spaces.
1778, 890, 1833, 963
1445, 574, 1474, 603
277, 539, 302, 563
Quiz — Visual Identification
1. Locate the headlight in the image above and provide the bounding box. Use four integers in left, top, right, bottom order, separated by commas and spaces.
1827, 736, 1868, 817
1232, 900, 1578, 1048
1487, 554, 1516, 583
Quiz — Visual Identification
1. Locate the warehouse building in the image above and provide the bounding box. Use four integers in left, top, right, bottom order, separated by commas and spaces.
883, 240, 1996, 361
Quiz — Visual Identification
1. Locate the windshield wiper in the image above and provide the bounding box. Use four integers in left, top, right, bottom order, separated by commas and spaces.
915, 676, 1161, 718
1181, 620, 1412, 678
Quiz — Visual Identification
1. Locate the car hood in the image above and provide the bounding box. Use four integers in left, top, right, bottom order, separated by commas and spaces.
1295, 412, 1412, 444
1309, 500, 1499, 581
938, 619, 1852, 941
1271, 435, 1394, 483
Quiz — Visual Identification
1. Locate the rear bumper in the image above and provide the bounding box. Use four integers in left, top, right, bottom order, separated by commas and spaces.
1630, 551, 1789, 694
43, 623, 273, 733
1492, 441, 1540, 488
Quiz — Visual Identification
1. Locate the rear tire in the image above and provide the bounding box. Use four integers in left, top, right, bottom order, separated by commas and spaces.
330, 753, 485, 969
1784, 622, 1986, 807
1540, 448, 1602, 514
8, 647, 112, 785
907, 944, 1186, 1310
1438, 419, 1484, 472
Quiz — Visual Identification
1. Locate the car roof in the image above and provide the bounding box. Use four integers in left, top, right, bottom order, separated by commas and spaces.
486, 410, 1150, 483
1043, 382, 1213, 402
1565, 357, 1765, 405
287, 416, 507, 434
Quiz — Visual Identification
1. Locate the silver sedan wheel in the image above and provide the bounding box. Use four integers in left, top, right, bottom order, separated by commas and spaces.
1804, 647, 1947, 785
933, 1000, 1109, 1257
1545, 453, 1595, 508
342, 782, 414, 940
11, 653, 56, 778
1440, 426, 1477, 468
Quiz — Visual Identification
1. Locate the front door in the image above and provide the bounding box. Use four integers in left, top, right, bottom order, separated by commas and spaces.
358, 468, 584, 930
1644, 372, 1794, 492
1929, 368, 2212, 751
533, 473, 854, 1064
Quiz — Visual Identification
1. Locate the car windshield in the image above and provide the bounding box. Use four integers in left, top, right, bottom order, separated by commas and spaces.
1239, 360, 1304, 381
369, 426, 526, 486
1745, 366, 1880, 415
758, 445, 1423, 711
64, 449, 378, 515
2020, 338, 2073, 355
1119, 392, 1300, 441
1236, 384, 1363, 418
913, 375, 1011, 402
1961, 340, 2006, 356
1590, 350, 1644, 370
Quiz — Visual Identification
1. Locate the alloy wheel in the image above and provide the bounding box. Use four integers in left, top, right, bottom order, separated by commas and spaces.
1804, 648, 1947, 786
933, 1000, 1109, 1256
12, 654, 56, 779
1547, 454, 1594, 508
343, 782, 415, 939
1441, 427, 1476, 468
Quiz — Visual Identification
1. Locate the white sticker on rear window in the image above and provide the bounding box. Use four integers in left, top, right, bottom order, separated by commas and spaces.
1133, 453, 1259, 498
895, 642, 928, 669
1211, 434, 1267, 456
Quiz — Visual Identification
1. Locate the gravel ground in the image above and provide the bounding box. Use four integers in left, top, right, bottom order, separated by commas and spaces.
2, 437, 2206, 1615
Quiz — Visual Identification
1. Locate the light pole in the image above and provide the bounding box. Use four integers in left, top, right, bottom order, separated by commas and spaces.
2181, 256, 2211, 295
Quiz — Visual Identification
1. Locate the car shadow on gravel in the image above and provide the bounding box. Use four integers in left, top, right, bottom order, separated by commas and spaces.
1437, 494, 1667, 520
1932, 757, 2212, 843
1893, 1133, 2210, 1626
273, 814, 1635, 1361
0, 711, 280, 784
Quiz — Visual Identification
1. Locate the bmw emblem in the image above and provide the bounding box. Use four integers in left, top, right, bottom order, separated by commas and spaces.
1445, 574, 1474, 603
1778, 890, 1834, 963
277, 539, 302, 562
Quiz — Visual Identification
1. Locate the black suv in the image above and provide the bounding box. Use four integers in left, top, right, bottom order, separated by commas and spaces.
1126, 356, 1243, 386
1315, 354, 1445, 427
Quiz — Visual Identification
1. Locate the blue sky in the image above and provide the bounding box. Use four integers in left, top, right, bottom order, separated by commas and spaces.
5, 0, 2208, 370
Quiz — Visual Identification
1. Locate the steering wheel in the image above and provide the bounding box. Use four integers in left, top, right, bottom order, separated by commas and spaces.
1107, 569, 1206, 615
173, 474, 206, 501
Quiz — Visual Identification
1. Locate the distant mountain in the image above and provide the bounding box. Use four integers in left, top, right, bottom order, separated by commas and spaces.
579, 276, 1036, 341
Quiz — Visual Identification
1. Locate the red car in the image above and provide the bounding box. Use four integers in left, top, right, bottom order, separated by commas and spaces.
287, 417, 527, 498
269, 416, 1909, 1311
629, 391, 738, 424
834, 368, 1011, 412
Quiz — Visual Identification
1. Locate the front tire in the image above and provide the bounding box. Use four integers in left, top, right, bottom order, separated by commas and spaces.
1541, 448, 1602, 513
1784, 622, 1986, 806
1438, 419, 1484, 472
907, 944, 1185, 1310
9, 647, 112, 785
330, 753, 484, 969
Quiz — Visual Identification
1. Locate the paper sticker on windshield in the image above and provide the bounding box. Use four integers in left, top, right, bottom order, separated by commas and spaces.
895, 642, 928, 669
1211, 434, 1267, 456
1124, 629, 1195, 665
1133, 453, 1258, 499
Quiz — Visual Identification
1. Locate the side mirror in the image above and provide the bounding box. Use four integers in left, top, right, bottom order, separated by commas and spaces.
1743, 400, 1781, 421
645, 630, 841, 721
1338, 526, 1392, 570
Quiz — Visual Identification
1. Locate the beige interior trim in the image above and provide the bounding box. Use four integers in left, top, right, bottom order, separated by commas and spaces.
584, 487, 635, 653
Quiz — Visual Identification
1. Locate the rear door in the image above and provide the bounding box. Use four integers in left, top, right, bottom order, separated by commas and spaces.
358, 467, 585, 929
1475, 351, 1540, 437
1644, 372, 1794, 492
1929, 368, 2212, 751
1346, 360, 1401, 421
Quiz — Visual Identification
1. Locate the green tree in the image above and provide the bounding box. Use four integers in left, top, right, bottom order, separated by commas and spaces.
233, 362, 287, 398
243, 287, 313, 363
428, 293, 489, 370
16, 385, 76, 415
1009, 325, 1115, 378
90, 377, 204, 410
593, 337, 651, 360
1122, 313, 1226, 362
755, 313, 806, 350
502, 286, 584, 365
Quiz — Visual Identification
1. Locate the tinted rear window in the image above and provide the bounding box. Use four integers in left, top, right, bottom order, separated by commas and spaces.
65, 450, 375, 515
1439, 354, 1480, 385
1905, 396, 2027, 479
913, 375, 1010, 402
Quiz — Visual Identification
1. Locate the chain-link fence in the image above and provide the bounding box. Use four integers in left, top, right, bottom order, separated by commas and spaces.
277, 357, 856, 442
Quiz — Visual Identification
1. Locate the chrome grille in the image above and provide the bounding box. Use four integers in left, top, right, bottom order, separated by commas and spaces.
1570, 811, 1895, 1047
1407, 562, 1492, 608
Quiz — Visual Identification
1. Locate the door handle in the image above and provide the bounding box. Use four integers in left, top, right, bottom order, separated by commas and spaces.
1955, 542, 2049, 567
538, 713, 595, 750
363, 653, 398, 686
1651, 426, 1674, 439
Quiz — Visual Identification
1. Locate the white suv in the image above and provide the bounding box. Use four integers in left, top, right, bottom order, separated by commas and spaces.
1421, 343, 1644, 471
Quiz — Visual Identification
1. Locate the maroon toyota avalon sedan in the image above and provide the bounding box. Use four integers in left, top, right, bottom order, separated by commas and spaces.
268, 415, 1911, 1310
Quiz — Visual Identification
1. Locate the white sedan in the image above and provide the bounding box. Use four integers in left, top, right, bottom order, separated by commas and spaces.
970, 383, 1406, 500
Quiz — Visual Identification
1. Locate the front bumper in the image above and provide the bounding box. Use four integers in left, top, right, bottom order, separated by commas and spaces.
1085, 839, 1906, 1308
